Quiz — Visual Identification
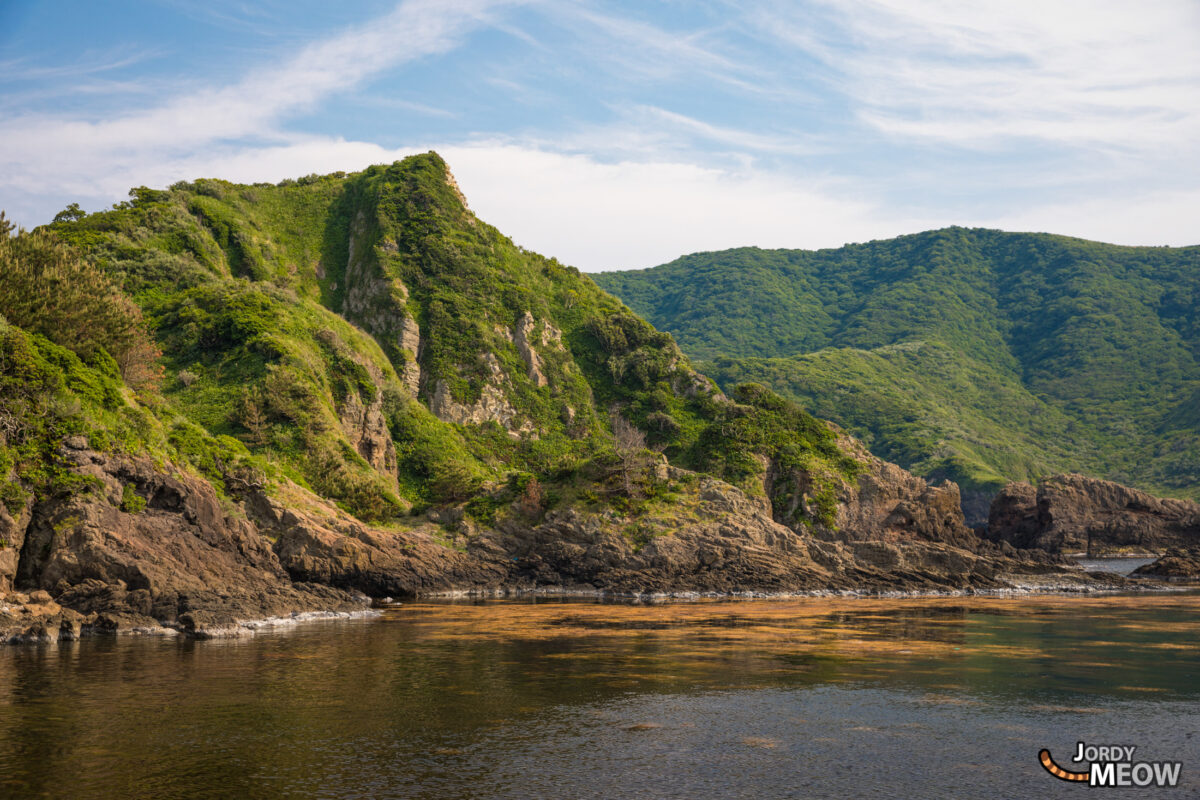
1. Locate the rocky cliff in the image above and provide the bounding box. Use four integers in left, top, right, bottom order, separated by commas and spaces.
0, 444, 369, 644
2, 436, 1113, 644
986, 473, 1200, 554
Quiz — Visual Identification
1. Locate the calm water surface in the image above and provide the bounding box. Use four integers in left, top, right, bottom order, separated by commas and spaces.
1, 593, 1198, 799
1073, 556, 1158, 575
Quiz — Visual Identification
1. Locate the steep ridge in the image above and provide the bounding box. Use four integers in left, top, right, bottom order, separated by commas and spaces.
593, 231, 1200, 518
0, 156, 1119, 642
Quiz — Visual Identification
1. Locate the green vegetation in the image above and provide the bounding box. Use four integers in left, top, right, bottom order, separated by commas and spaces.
0, 230, 161, 389
594, 228, 1200, 503
120, 483, 146, 513
0, 152, 866, 538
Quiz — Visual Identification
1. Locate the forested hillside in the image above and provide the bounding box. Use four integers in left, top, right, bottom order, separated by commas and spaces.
595, 229, 1200, 516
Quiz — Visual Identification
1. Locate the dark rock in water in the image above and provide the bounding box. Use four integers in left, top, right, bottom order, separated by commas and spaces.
1132, 547, 1200, 579
985, 474, 1200, 554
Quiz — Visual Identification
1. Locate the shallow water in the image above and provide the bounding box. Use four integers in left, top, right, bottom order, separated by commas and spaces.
1, 593, 1198, 799
1073, 556, 1158, 575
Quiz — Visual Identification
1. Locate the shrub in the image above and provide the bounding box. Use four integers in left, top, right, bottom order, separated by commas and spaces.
120, 483, 146, 513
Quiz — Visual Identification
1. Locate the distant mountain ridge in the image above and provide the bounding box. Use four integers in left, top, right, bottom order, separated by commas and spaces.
593, 228, 1200, 519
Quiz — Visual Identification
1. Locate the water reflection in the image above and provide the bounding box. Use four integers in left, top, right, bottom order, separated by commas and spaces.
1, 594, 1197, 799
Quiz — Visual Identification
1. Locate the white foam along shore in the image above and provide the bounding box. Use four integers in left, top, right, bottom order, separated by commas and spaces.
419, 575, 1185, 603
177, 607, 383, 640
0, 605, 383, 646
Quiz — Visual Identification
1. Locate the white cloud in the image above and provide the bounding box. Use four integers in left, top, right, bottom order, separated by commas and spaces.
69, 135, 910, 270
440, 143, 914, 270
2, 0, 1196, 263
760, 0, 1200, 154
0, 0, 516, 212
982, 188, 1200, 247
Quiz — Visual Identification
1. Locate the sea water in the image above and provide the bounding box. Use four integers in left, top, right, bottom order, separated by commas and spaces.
1, 594, 1197, 799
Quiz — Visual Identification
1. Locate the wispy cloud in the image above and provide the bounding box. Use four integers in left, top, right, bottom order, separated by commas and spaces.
538, 2, 796, 100
633, 105, 825, 156
0, 49, 166, 83
753, 0, 1200, 156
0, 0, 519, 203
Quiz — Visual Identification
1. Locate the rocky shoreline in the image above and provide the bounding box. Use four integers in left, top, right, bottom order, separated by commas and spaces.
4, 445, 1195, 647
0, 587, 378, 645
985, 473, 1200, 554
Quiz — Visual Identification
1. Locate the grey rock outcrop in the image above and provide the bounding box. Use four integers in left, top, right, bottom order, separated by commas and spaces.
397, 314, 421, 394
430, 354, 529, 434
336, 365, 399, 482
514, 311, 547, 387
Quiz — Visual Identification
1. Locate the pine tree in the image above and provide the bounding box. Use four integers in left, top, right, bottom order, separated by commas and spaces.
0, 230, 161, 389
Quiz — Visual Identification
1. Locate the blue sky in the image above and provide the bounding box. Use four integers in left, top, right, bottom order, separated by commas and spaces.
2, 0, 1197, 270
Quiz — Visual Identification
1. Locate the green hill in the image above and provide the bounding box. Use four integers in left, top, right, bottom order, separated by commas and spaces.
15, 153, 858, 529
593, 228, 1200, 517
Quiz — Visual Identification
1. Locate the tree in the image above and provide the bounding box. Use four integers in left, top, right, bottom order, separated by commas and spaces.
239, 386, 270, 446
52, 203, 87, 224
0, 211, 13, 239
0, 230, 161, 389
515, 476, 545, 520
611, 411, 646, 495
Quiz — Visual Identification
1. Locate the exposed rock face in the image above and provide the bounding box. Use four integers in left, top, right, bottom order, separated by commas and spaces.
398, 314, 421, 394
235, 463, 1105, 601
809, 434, 984, 551
986, 474, 1200, 554
2, 447, 367, 642
986, 482, 1041, 547
430, 354, 528, 434
479, 469, 1097, 595
1, 443, 1120, 645
247, 485, 505, 597
340, 209, 422, 396
0, 590, 88, 645
336, 369, 399, 482
0, 485, 32, 593
1132, 547, 1200, 579
443, 163, 472, 215
514, 311, 547, 387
